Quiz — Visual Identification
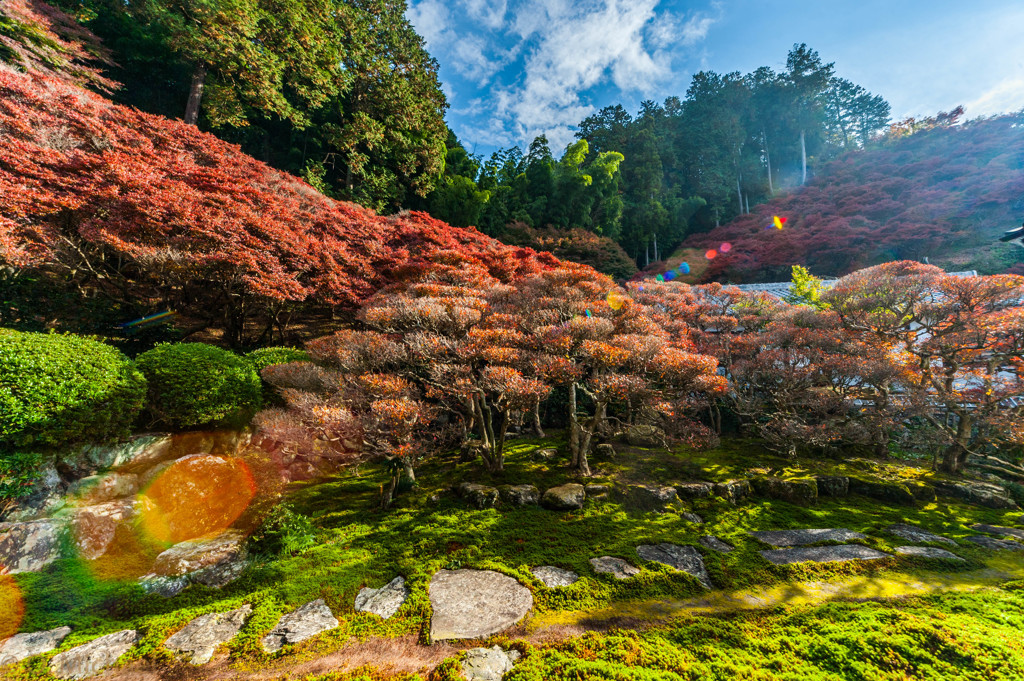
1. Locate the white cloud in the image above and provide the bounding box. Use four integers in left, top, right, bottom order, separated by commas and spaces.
964, 77, 1024, 118
462, 0, 508, 30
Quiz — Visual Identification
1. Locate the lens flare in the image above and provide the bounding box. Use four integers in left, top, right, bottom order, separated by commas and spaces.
606, 290, 627, 310
139, 455, 255, 545
705, 249, 718, 260
720, 243, 732, 253
679, 262, 691, 274
773, 215, 787, 230
664, 270, 676, 281
585, 309, 593, 318
0, 571, 24, 639
655, 274, 664, 282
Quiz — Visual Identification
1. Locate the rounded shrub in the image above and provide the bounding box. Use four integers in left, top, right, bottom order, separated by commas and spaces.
134, 343, 262, 429
244, 346, 310, 374
0, 329, 147, 450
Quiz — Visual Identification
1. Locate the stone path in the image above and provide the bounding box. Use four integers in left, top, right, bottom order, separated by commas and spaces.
531, 566, 579, 588
49, 629, 138, 680
429, 569, 533, 641
895, 546, 964, 561
165, 605, 252, 664
0, 626, 71, 665
971, 524, 1024, 541
590, 556, 640, 580
965, 535, 1024, 551
886, 523, 956, 546
699, 535, 733, 553
759, 545, 890, 565
355, 576, 409, 619
262, 599, 339, 653
749, 528, 866, 547
460, 646, 521, 681
636, 543, 712, 589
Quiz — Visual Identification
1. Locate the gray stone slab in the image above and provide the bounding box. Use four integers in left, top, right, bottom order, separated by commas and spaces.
531, 565, 579, 588
589, 556, 640, 580
699, 535, 734, 553
460, 646, 521, 681
49, 629, 138, 680
971, 524, 1024, 541
0, 626, 71, 665
636, 543, 712, 589
165, 605, 251, 664
886, 523, 956, 546
965, 535, 1024, 551
355, 576, 409, 619
759, 544, 890, 565
0, 519, 65, 573
749, 528, 866, 547
429, 569, 533, 641
895, 546, 964, 561
262, 599, 339, 653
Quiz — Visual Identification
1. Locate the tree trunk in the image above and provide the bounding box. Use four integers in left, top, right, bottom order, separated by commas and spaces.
569, 383, 580, 466
736, 175, 743, 214
941, 413, 973, 473
531, 397, 545, 437
763, 130, 774, 195
744, 194, 750, 215
184, 64, 207, 126
799, 129, 807, 185
653, 234, 659, 262
402, 460, 415, 484
380, 467, 399, 509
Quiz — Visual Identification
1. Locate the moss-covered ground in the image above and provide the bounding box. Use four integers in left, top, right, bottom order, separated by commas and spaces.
5, 435, 1024, 679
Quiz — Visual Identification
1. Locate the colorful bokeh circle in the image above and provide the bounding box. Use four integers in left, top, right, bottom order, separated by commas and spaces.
0, 572, 24, 639
705, 249, 718, 260
679, 262, 691, 274
607, 290, 627, 310
720, 243, 732, 253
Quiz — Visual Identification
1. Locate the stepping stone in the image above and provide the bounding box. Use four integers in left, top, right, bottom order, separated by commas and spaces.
759, 545, 890, 565
749, 528, 865, 547
49, 629, 138, 680
461, 645, 521, 681
541, 484, 585, 510
0, 626, 71, 665
895, 546, 964, 561
965, 535, 1024, 551
699, 535, 734, 553
531, 566, 579, 588
589, 556, 640, 580
165, 604, 252, 664
636, 543, 712, 589
355, 576, 409, 619
429, 569, 533, 641
682, 512, 704, 524
262, 599, 339, 653
970, 524, 1024, 541
886, 523, 956, 546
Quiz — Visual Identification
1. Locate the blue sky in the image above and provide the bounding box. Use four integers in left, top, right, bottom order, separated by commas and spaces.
406, 0, 1024, 157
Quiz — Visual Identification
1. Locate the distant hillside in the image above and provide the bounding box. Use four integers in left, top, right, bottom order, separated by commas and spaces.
673, 115, 1024, 283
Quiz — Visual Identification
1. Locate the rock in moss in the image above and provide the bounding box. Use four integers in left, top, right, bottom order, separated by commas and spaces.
932, 481, 1018, 509
814, 476, 849, 497
498, 485, 540, 506
542, 484, 585, 510
713, 479, 751, 503
752, 477, 818, 505
848, 478, 916, 505
676, 482, 713, 499
456, 483, 500, 509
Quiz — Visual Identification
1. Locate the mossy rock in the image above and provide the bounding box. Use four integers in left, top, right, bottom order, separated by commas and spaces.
752, 477, 818, 505
848, 477, 916, 505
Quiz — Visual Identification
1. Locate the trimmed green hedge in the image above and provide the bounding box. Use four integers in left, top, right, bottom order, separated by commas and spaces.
245, 346, 310, 374
135, 343, 262, 429
0, 329, 147, 450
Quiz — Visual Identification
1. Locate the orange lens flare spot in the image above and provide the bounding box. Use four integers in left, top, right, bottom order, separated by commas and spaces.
606, 290, 627, 310
139, 455, 255, 545
0, 572, 24, 639
705, 249, 718, 260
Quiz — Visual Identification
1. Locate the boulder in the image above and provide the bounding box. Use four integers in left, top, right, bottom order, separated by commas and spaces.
67, 474, 140, 505
970, 523, 1024, 541
460, 442, 487, 463
886, 523, 956, 546
682, 512, 704, 525
814, 476, 849, 497
191, 554, 249, 588
531, 565, 579, 588
749, 528, 866, 547
428, 569, 533, 641
589, 556, 640, 580
713, 479, 751, 503
75, 434, 173, 474
165, 605, 252, 664
354, 576, 409, 619
152, 530, 247, 578
699, 535, 734, 553
965, 535, 1024, 551
635, 543, 712, 589
932, 481, 1018, 510
262, 599, 339, 653
585, 484, 610, 498
752, 477, 818, 504
895, 546, 964, 561
461, 646, 521, 681
676, 482, 713, 500
532, 448, 558, 461
49, 629, 138, 680
72, 499, 137, 561
759, 545, 890, 565
625, 424, 666, 448
0, 518, 65, 573
139, 575, 190, 598
848, 478, 916, 505
4, 466, 64, 522
907, 482, 937, 502
624, 484, 679, 511
594, 444, 616, 458
541, 484, 585, 510
0, 626, 71, 665
456, 483, 500, 510
498, 485, 539, 506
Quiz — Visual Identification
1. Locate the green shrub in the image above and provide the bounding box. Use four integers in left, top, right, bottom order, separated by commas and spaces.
245, 346, 311, 374
1, 450, 43, 514
134, 343, 262, 429
0, 329, 147, 450
248, 503, 317, 557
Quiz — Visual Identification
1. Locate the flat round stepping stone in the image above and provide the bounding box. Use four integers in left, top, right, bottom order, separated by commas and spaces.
886, 523, 956, 546
0, 626, 71, 665
699, 535, 734, 553
759, 545, 890, 565
429, 569, 533, 641
749, 528, 865, 547
970, 523, 1024, 541
355, 576, 409, 619
461, 645, 521, 681
895, 546, 964, 561
531, 565, 579, 588
636, 543, 712, 589
165, 604, 252, 664
49, 629, 138, 680
965, 535, 1024, 551
262, 599, 339, 653
589, 556, 640, 580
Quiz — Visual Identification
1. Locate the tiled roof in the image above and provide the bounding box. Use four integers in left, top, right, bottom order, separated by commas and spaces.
730, 270, 978, 298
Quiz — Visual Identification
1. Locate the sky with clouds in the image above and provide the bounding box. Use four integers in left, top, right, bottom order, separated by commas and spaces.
405, 0, 1024, 157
